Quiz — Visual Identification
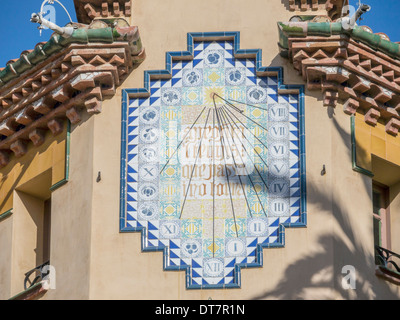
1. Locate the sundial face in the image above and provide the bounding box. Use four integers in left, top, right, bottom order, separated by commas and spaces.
120, 33, 306, 289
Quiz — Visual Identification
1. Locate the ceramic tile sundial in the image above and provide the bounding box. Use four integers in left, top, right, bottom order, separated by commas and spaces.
120, 32, 306, 289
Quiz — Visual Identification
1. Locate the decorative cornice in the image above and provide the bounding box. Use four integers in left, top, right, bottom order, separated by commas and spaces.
0, 26, 144, 87
278, 22, 400, 59
288, 0, 348, 20
0, 25, 145, 168
74, 0, 131, 24
278, 20, 400, 135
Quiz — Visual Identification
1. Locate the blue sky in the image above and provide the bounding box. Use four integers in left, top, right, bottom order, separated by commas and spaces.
348, 0, 400, 41
0, 0, 77, 66
0, 0, 398, 67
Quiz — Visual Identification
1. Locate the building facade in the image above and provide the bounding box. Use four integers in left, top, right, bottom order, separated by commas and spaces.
0, 0, 400, 300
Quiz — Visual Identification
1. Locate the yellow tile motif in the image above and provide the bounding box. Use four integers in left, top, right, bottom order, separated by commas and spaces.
208, 72, 221, 83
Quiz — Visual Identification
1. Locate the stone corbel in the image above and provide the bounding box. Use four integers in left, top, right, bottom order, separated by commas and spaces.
75, 0, 133, 24
365, 108, 380, 126
385, 118, 400, 136
84, 3, 100, 20
323, 90, 339, 108
47, 119, 64, 136
343, 98, 360, 115
10, 139, 27, 158
0, 150, 10, 168
29, 128, 46, 147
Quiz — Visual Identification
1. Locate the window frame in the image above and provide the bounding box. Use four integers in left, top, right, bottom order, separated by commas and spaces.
372, 182, 391, 251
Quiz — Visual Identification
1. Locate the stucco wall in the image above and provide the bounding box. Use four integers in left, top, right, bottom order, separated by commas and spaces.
64, 0, 399, 299
44, 112, 95, 300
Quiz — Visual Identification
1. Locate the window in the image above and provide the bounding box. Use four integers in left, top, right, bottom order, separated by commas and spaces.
12, 170, 52, 293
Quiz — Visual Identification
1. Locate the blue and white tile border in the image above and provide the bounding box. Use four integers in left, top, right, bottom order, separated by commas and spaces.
120, 31, 307, 289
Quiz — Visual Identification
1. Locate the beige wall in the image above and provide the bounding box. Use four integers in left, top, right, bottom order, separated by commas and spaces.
81, 77, 400, 299
77, 0, 399, 299
2, 0, 400, 300
44, 112, 95, 300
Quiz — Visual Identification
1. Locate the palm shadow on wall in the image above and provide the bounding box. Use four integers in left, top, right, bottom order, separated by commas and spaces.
251, 106, 399, 300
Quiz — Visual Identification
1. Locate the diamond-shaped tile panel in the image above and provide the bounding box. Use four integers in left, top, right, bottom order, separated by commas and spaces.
121, 34, 306, 290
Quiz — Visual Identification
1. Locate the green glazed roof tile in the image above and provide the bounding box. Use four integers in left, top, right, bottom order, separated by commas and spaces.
0, 26, 142, 87
278, 21, 400, 60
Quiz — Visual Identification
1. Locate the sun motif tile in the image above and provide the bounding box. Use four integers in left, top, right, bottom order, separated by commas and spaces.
120, 32, 306, 289
203, 86, 225, 106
